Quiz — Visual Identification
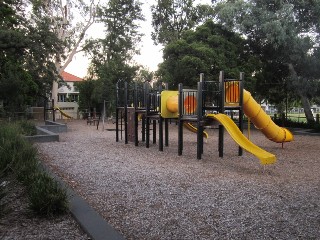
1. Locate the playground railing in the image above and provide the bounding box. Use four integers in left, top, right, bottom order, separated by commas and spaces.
224, 79, 241, 106
180, 89, 198, 118
146, 86, 161, 114
202, 80, 221, 113
116, 80, 127, 108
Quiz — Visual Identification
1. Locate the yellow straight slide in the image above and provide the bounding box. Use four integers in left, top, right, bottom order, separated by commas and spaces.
54, 106, 72, 119
242, 90, 293, 143
183, 122, 209, 138
207, 113, 276, 165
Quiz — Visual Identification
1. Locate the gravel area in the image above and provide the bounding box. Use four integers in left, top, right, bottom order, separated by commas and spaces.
36, 120, 320, 239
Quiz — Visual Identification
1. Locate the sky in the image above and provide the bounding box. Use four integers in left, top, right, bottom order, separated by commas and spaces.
65, 0, 211, 78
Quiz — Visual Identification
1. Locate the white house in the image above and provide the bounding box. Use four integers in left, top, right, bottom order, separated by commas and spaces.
56, 71, 83, 119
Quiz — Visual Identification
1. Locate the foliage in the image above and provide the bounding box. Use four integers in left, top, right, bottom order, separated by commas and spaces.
151, 0, 215, 45
151, 0, 197, 45
0, 123, 39, 184
273, 117, 320, 132
95, 59, 139, 113
135, 67, 154, 83
0, 0, 63, 113
30, 0, 96, 73
30, 0, 97, 105
75, 78, 100, 112
89, 0, 144, 64
28, 172, 68, 216
0, 123, 69, 216
156, 20, 260, 89
214, 0, 320, 123
18, 120, 37, 136
83, 0, 145, 110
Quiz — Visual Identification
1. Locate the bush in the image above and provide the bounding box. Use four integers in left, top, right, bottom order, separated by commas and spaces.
28, 172, 68, 216
18, 120, 37, 136
0, 123, 69, 217
0, 123, 38, 182
273, 118, 320, 132
0, 124, 22, 173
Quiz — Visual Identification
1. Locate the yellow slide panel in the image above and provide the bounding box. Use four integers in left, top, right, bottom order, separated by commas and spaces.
55, 106, 72, 119
242, 90, 293, 143
207, 113, 276, 165
183, 122, 209, 138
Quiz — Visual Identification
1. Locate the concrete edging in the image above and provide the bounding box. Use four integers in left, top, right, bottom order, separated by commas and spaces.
25, 126, 59, 143
25, 121, 68, 143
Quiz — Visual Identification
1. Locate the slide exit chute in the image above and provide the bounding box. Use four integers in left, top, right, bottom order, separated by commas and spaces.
225, 84, 293, 143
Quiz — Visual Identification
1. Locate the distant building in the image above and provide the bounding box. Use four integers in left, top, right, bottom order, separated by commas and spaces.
57, 71, 83, 119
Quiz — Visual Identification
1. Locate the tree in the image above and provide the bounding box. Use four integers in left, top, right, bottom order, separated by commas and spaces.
0, 0, 63, 112
135, 67, 154, 83
30, 0, 97, 105
84, 0, 145, 107
75, 78, 99, 113
151, 0, 214, 45
151, 0, 196, 45
156, 20, 260, 89
90, 0, 144, 64
214, 0, 320, 123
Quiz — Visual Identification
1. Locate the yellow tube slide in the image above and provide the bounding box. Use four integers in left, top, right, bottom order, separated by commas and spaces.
224, 83, 293, 143
242, 90, 293, 143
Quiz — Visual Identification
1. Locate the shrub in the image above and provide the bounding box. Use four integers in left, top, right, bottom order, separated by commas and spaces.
12, 143, 39, 185
0, 123, 38, 182
28, 172, 68, 216
18, 120, 37, 136
273, 118, 320, 132
0, 123, 69, 217
0, 124, 21, 173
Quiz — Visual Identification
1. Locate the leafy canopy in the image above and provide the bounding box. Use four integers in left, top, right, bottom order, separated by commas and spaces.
214, 0, 320, 122
0, 0, 63, 112
151, 0, 215, 45
157, 20, 259, 89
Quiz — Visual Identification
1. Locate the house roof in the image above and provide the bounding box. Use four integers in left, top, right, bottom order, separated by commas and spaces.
61, 71, 83, 82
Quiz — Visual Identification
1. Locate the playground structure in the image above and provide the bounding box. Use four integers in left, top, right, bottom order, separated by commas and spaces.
44, 99, 73, 121
115, 71, 293, 165
54, 106, 73, 119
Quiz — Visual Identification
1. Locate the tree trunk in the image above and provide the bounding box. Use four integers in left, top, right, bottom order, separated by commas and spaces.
287, 63, 315, 124
50, 1, 96, 106
300, 94, 315, 124
51, 81, 59, 107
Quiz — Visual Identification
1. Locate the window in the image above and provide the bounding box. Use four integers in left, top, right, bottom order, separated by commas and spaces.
69, 94, 79, 102
58, 93, 67, 102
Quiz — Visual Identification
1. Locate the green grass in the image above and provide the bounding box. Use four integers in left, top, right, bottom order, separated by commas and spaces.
285, 113, 309, 123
